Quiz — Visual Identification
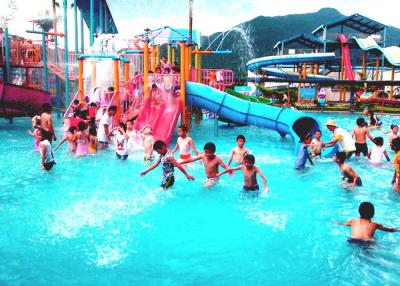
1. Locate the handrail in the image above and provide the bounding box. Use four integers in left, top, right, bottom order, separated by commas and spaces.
63, 90, 80, 118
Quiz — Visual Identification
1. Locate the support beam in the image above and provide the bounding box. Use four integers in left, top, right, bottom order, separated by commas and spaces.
113, 59, 120, 122
4, 27, 11, 84
171, 46, 176, 64
78, 58, 84, 102
390, 66, 395, 99
63, 0, 70, 108
143, 41, 149, 97
91, 61, 96, 91
180, 42, 186, 125
167, 44, 171, 64
156, 45, 160, 67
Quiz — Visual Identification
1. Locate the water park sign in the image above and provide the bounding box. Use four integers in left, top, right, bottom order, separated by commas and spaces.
299, 88, 316, 99
234, 86, 252, 95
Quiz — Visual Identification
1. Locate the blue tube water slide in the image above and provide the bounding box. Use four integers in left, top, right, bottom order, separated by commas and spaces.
186, 82, 337, 157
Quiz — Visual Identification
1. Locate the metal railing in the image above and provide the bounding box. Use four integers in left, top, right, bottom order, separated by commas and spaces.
191, 68, 234, 86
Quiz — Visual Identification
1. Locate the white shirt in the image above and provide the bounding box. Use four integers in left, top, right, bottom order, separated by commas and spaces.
97, 113, 112, 142
333, 127, 356, 152
115, 134, 128, 156
40, 140, 54, 163
370, 146, 385, 163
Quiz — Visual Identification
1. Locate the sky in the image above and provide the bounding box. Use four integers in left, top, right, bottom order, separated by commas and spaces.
1, 0, 399, 45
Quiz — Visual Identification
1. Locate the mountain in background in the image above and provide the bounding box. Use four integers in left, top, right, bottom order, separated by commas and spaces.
200, 8, 400, 75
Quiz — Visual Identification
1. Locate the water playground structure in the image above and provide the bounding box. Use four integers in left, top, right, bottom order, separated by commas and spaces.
247, 13, 400, 111
1, 6, 400, 150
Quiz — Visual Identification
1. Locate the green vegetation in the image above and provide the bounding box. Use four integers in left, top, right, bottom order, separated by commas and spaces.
224, 88, 272, 104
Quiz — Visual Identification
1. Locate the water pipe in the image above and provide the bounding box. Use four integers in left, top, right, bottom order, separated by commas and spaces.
80, 9, 84, 53
25, 30, 64, 37
180, 41, 186, 125
191, 50, 232, 54
41, 29, 48, 91
4, 27, 11, 84
53, 0, 61, 118
90, 0, 94, 47
99, 0, 103, 34
74, 0, 78, 55
120, 50, 143, 54
63, 0, 70, 110
78, 54, 119, 60
113, 59, 120, 122
143, 40, 149, 98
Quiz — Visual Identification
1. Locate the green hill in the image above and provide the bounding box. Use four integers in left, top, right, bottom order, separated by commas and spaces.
200, 8, 400, 75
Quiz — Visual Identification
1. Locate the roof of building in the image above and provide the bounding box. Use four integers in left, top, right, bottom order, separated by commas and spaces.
312, 13, 386, 35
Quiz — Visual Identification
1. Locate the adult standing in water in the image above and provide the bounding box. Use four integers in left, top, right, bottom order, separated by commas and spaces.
40, 103, 57, 143
324, 120, 356, 159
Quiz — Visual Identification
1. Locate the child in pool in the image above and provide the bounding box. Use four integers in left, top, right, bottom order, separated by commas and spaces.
227, 134, 249, 166
54, 126, 77, 154
368, 110, 382, 128
382, 124, 399, 151
390, 137, 400, 192
310, 130, 324, 158
218, 154, 268, 192
37, 130, 56, 171
368, 137, 390, 164
75, 121, 89, 156
180, 142, 229, 188
140, 125, 155, 163
335, 152, 362, 190
352, 118, 374, 157
109, 123, 129, 160
140, 140, 194, 189
171, 124, 199, 162
337, 202, 399, 242
27, 128, 41, 152
126, 120, 137, 155
294, 133, 314, 170
88, 126, 98, 154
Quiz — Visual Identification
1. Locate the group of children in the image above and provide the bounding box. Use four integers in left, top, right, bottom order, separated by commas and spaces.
141, 128, 268, 193
295, 116, 399, 191
28, 103, 400, 242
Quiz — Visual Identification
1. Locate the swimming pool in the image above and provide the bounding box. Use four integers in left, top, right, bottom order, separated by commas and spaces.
1, 112, 400, 285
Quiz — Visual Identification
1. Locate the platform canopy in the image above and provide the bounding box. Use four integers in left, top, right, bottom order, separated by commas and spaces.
136, 26, 201, 47
274, 33, 324, 50
312, 13, 386, 36
77, 0, 118, 34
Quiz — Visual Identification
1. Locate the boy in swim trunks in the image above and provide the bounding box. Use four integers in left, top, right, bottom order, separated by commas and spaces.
139, 125, 155, 163
336, 202, 399, 242
140, 140, 194, 189
335, 152, 362, 190
218, 154, 268, 192
390, 137, 400, 193
310, 130, 323, 158
227, 134, 249, 167
351, 118, 374, 157
180, 142, 229, 188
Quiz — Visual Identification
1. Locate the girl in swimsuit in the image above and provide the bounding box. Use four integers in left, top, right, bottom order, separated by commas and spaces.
75, 122, 89, 156
171, 124, 199, 165
88, 126, 98, 154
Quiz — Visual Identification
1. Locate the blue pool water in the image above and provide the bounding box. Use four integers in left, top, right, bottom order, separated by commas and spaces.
1, 112, 400, 285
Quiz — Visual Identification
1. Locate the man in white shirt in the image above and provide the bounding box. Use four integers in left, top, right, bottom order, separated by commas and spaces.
324, 119, 356, 159
98, 105, 117, 150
